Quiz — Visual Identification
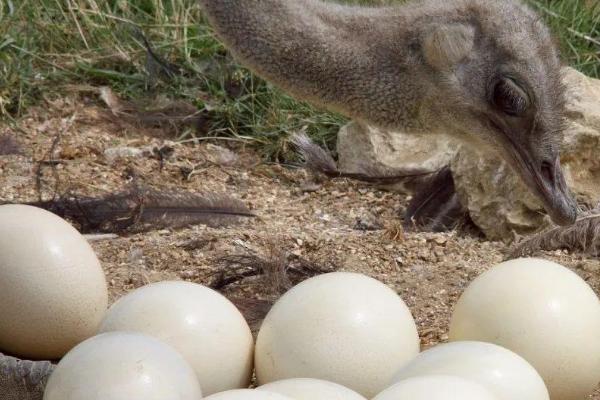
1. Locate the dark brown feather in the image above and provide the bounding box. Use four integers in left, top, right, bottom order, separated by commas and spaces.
510, 207, 600, 257
21, 186, 255, 234
291, 132, 473, 232
404, 166, 470, 232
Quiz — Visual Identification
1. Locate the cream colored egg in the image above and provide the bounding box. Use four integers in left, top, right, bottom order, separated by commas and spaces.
0, 205, 108, 359
255, 272, 419, 398
373, 375, 498, 400
43, 332, 203, 400
449, 258, 600, 400
257, 378, 366, 400
203, 389, 293, 400
392, 341, 548, 400
99, 281, 253, 395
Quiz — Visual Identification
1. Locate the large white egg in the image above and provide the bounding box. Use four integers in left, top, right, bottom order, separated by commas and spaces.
257, 378, 367, 400
203, 389, 293, 400
0, 205, 108, 359
43, 332, 203, 400
98, 281, 253, 395
392, 341, 548, 400
255, 272, 419, 398
449, 258, 600, 400
373, 375, 498, 400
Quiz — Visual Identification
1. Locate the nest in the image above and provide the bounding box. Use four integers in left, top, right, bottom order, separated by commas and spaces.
0, 353, 54, 400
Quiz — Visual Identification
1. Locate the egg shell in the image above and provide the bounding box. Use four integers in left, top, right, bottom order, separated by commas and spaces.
99, 281, 254, 395
255, 272, 419, 398
449, 258, 600, 400
203, 389, 293, 400
392, 341, 548, 400
373, 375, 498, 400
43, 332, 203, 400
0, 205, 108, 359
257, 378, 367, 400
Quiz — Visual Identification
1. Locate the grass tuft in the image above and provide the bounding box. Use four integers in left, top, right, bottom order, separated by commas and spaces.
0, 0, 598, 160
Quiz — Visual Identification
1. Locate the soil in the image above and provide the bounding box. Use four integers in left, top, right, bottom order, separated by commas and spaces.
2, 94, 600, 397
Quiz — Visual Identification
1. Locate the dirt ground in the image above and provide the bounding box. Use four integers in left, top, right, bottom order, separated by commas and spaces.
2, 94, 600, 397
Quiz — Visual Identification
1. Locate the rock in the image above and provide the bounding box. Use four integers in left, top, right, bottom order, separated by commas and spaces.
451, 150, 547, 240
299, 182, 321, 193
337, 121, 458, 193
205, 143, 238, 166
104, 142, 177, 165
353, 211, 384, 231
336, 67, 600, 240
561, 67, 600, 206
103, 146, 149, 164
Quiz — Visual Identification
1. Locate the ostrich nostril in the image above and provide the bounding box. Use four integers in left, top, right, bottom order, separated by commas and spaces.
541, 161, 555, 186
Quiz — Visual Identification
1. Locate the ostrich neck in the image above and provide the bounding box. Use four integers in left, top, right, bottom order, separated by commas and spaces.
199, 0, 435, 131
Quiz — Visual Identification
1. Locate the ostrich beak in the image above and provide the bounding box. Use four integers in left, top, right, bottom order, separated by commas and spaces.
505, 140, 577, 226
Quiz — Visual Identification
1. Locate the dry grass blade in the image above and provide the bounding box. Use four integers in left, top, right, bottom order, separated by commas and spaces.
0, 352, 54, 400
291, 131, 436, 185
139, 32, 183, 82
510, 209, 600, 257
21, 186, 255, 234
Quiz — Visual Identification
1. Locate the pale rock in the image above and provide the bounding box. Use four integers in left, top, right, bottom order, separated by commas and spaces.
103, 142, 177, 165
561, 67, 600, 205
337, 121, 458, 193
103, 146, 150, 164
205, 143, 238, 166
450, 151, 547, 240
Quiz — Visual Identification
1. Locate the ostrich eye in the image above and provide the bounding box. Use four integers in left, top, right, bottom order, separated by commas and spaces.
492, 77, 529, 116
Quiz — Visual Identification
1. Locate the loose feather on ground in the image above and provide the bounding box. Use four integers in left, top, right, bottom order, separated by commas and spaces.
511, 207, 600, 257
17, 186, 255, 233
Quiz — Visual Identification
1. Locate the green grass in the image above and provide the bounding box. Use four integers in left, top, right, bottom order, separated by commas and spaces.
530, 0, 600, 77
0, 0, 598, 160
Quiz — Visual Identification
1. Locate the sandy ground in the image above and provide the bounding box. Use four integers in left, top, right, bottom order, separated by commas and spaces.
2, 94, 600, 397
